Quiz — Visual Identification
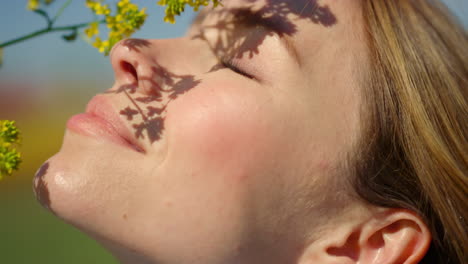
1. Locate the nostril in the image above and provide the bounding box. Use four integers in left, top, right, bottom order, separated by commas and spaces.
121, 61, 138, 84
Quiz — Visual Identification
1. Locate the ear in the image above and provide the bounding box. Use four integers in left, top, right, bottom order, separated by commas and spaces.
298, 208, 431, 264
357, 209, 431, 264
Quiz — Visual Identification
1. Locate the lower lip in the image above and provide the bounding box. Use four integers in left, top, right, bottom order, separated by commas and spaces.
66, 113, 135, 150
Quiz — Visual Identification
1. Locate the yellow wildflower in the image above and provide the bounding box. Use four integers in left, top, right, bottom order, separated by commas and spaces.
84, 0, 219, 54
92, 37, 110, 53
27, 0, 56, 10
84, 21, 100, 38
118, 0, 131, 8
0, 120, 21, 179
86, 0, 111, 15
158, 0, 221, 24
27, 0, 40, 10
86, 0, 147, 55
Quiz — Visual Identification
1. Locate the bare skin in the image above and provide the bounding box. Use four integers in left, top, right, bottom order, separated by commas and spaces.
34, 1, 431, 263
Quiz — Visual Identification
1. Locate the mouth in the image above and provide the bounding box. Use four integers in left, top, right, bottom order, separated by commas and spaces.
66, 95, 145, 153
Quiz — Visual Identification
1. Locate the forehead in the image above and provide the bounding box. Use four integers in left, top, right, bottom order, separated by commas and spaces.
197, 0, 362, 25
194, 0, 339, 28
193, 0, 367, 72
194, 0, 366, 52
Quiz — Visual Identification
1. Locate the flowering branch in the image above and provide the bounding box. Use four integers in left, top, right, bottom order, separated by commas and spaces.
0, 0, 221, 62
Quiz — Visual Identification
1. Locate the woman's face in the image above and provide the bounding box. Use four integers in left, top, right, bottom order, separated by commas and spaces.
34, 0, 368, 263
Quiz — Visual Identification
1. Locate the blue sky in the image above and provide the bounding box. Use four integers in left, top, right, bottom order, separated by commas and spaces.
0, 0, 197, 85
0, 0, 466, 90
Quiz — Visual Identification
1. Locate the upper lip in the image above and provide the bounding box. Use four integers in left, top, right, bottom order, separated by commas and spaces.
85, 95, 145, 153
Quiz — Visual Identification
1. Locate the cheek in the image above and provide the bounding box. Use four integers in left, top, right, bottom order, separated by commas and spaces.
133, 81, 288, 261
166, 81, 278, 179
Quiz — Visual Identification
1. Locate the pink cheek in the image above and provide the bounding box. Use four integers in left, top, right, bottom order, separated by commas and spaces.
193, 117, 256, 162
166, 86, 273, 177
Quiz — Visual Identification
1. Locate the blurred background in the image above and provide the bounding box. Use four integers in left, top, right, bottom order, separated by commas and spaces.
0, 1, 466, 263
0, 1, 195, 263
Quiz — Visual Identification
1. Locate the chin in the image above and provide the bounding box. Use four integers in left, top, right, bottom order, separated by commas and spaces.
33, 130, 144, 229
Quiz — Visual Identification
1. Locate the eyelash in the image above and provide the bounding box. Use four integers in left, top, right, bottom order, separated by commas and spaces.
221, 58, 255, 80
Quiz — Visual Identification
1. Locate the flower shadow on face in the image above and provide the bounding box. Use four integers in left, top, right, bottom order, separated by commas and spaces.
195, 0, 337, 61
105, 0, 337, 146
105, 62, 202, 144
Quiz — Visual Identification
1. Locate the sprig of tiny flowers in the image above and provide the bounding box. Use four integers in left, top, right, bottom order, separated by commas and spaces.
1, 1, 221, 59
158, 0, 221, 24
0, 120, 22, 180
84, 0, 147, 55
27, 0, 55, 11
84, 0, 221, 55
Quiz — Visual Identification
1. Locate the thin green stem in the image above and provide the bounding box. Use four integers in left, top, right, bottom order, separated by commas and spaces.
0, 19, 105, 48
52, 0, 73, 24
33, 9, 53, 27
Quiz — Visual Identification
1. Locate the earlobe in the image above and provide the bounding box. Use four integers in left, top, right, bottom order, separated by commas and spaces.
359, 209, 432, 264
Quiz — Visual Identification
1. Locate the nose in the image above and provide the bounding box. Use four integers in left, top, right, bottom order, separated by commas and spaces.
110, 38, 163, 95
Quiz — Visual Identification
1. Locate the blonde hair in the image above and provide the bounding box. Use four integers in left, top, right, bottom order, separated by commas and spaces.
353, 1, 467, 263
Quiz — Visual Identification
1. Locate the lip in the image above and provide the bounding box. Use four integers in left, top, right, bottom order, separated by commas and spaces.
66, 95, 144, 153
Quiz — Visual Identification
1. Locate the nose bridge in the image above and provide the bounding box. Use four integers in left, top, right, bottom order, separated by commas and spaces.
110, 37, 203, 104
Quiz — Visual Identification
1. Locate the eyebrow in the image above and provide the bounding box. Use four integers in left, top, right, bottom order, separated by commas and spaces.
191, 8, 301, 66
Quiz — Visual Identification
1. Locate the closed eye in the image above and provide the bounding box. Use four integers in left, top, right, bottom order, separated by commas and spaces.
221, 58, 255, 80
